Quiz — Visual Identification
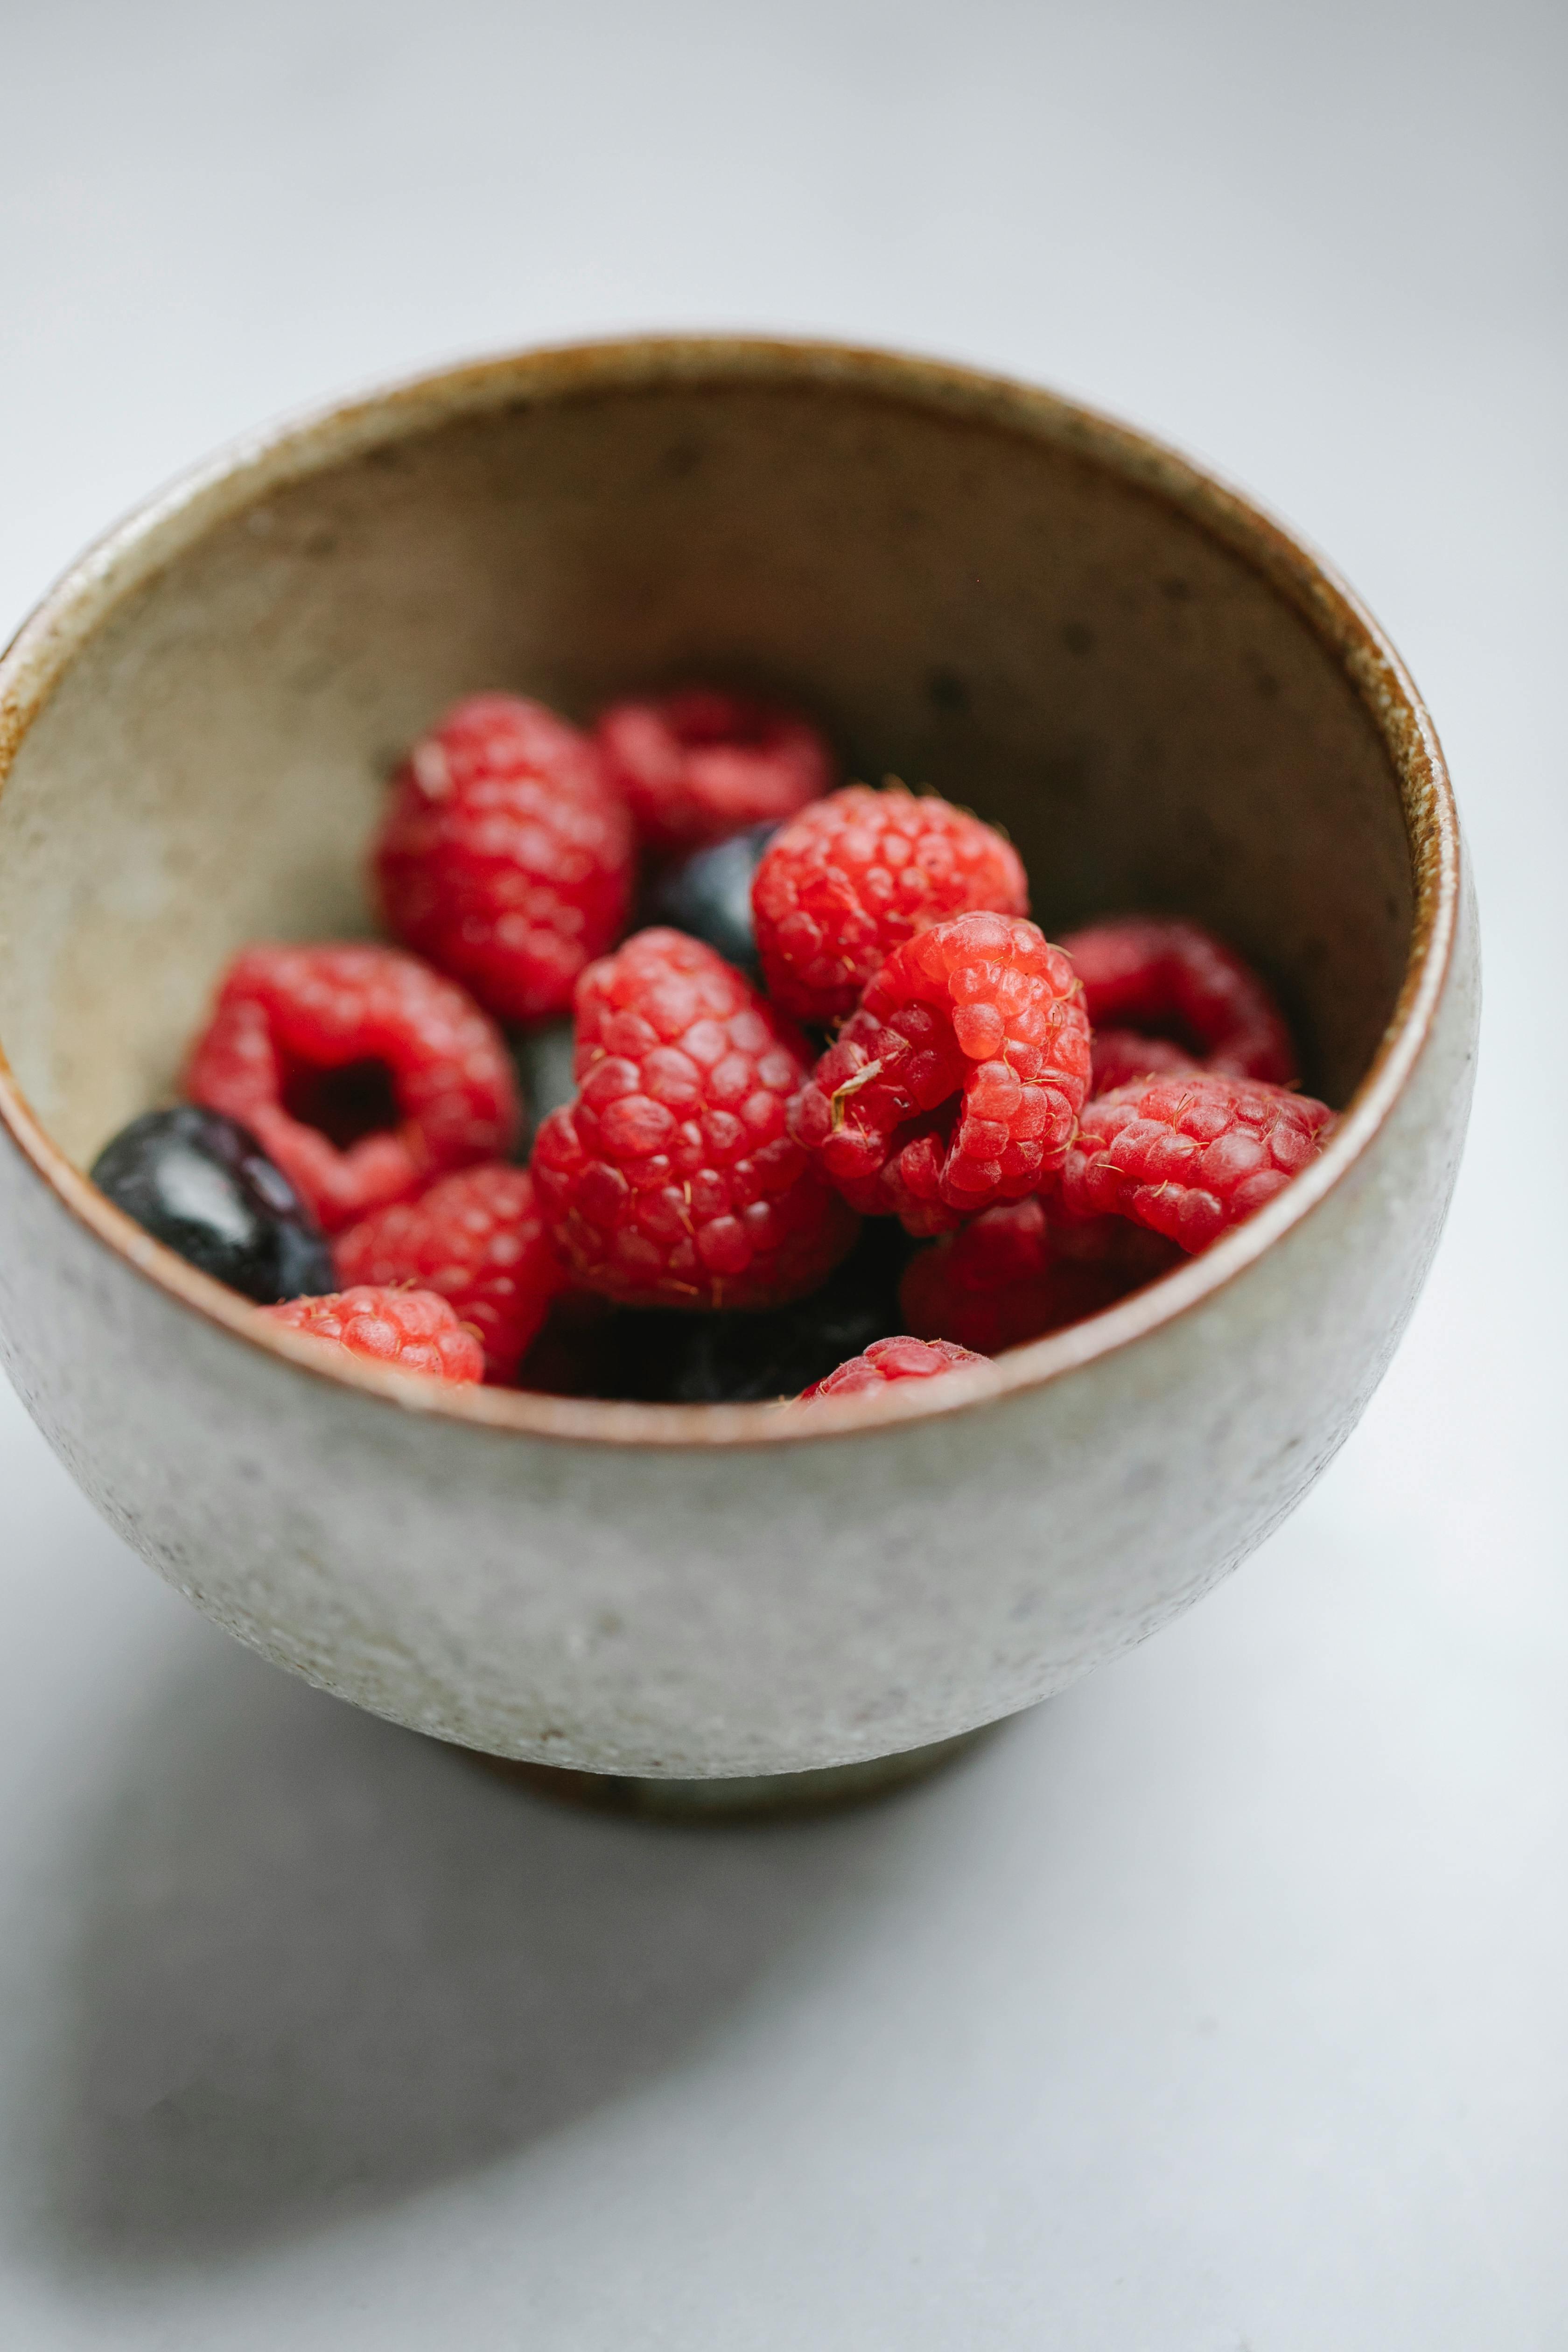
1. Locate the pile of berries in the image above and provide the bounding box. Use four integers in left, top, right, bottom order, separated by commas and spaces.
91, 681, 1332, 1398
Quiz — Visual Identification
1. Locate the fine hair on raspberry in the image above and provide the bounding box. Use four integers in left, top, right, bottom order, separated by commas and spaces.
374, 691, 634, 1024
262, 1285, 484, 1383
184, 942, 519, 1233
1061, 1070, 1333, 1252
532, 927, 859, 1309
335, 1163, 561, 1383
752, 783, 1029, 1022
791, 910, 1092, 1232
595, 687, 833, 853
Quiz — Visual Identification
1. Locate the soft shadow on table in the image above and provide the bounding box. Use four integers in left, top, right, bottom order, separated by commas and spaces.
45, 1636, 999, 2269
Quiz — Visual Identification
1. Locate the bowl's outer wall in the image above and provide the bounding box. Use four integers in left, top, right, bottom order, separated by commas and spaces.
0, 348, 1477, 1773
0, 901, 1476, 1774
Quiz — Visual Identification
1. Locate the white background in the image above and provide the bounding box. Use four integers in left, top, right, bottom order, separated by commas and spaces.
1, 1, 1564, 2343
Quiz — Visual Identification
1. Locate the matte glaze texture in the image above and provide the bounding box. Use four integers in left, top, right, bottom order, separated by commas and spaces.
0, 340, 1476, 1777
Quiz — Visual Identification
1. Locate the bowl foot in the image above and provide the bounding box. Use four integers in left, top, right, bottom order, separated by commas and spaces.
469, 1727, 992, 1820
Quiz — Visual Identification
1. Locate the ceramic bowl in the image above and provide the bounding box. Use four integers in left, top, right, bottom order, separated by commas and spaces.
0, 339, 1477, 1783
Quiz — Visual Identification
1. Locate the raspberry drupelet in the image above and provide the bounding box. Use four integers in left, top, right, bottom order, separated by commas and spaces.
185, 944, 519, 1233
798, 1335, 989, 1400
1060, 1070, 1334, 1252
373, 693, 634, 1024
791, 911, 1092, 1234
335, 1164, 561, 1384
595, 688, 832, 854
532, 928, 859, 1310
1061, 916, 1297, 1089
899, 1195, 1181, 1355
262, 1286, 484, 1383
752, 784, 1029, 1023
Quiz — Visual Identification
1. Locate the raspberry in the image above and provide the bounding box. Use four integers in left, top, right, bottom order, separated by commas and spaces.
262, 1286, 483, 1383
185, 943, 518, 1233
1061, 917, 1297, 1086
335, 1164, 561, 1383
752, 784, 1029, 1023
1060, 1071, 1334, 1252
798, 1334, 988, 1400
899, 1195, 1180, 1355
835, 1111, 970, 1238
532, 928, 858, 1309
374, 693, 634, 1023
791, 911, 1091, 1233
595, 688, 831, 854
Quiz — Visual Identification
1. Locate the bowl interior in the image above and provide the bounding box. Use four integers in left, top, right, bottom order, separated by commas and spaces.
0, 352, 1413, 1182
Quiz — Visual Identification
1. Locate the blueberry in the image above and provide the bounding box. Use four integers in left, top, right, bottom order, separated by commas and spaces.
546, 1219, 918, 1403
640, 823, 777, 973
509, 1016, 578, 1158
90, 1106, 335, 1303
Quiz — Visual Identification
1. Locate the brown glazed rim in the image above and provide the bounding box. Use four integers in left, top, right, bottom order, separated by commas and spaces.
0, 336, 1460, 1448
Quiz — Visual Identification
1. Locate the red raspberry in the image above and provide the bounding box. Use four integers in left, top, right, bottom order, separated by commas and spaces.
1088, 1029, 1201, 1096
532, 928, 858, 1309
334, 1164, 561, 1384
752, 784, 1029, 1023
373, 693, 634, 1023
1060, 1071, 1334, 1252
1061, 917, 1297, 1087
798, 1335, 989, 1400
595, 687, 832, 854
262, 1286, 483, 1383
791, 912, 1092, 1233
899, 1196, 1181, 1355
185, 944, 518, 1233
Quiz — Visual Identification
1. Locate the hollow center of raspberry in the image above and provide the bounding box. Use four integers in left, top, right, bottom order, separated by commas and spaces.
1125, 1013, 1207, 1058
281, 1057, 400, 1151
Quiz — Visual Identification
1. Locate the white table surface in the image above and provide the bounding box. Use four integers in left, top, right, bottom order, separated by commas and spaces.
2, 2, 1564, 2343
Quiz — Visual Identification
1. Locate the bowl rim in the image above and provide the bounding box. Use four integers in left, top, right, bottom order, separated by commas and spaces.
0, 333, 1461, 1449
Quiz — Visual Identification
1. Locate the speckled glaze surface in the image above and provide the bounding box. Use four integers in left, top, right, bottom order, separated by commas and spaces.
0, 339, 1477, 1778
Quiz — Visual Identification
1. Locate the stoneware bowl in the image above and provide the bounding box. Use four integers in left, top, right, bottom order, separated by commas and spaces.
0, 338, 1477, 1797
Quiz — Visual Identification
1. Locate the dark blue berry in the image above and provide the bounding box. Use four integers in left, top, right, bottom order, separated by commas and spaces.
90, 1106, 335, 1303
641, 823, 777, 973
510, 1016, 578, 1158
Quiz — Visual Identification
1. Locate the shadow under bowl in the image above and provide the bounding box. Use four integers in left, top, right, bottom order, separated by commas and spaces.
0, 338, 1477, 1781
